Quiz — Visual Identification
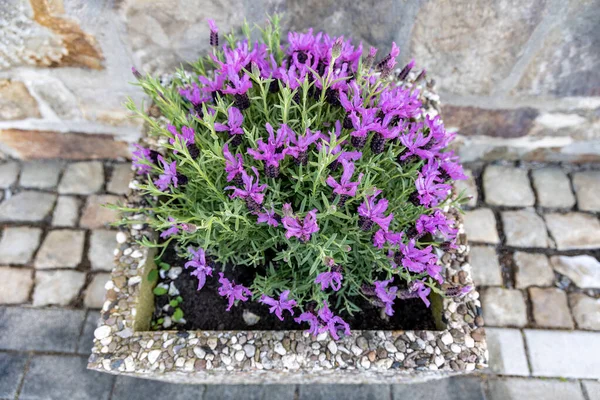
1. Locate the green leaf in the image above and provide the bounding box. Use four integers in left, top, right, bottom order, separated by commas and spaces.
147, 269, 158, 282
169, 299, 179, 307
172, 308, 184, 321
159, 262, 171, 271
153, 286, 168, 296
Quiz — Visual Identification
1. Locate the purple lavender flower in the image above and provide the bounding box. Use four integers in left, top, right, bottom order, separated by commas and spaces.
349, 108, 380, 148
223, 143, 244, 182
179, 82, 210, 114
185, 247, 213, 291
294, 311, 320, 336
339, 80, 364, 115
315, 270, 343, 291
259, 290, 297, 321
131, 66, 142, 80
326, 159, 363, 199
415, 171, 451, 207
357, 189, 393, 231
225, 167, 267, 213
395, 240, 437, 274
247, 125, 287, 178
398, 122, 433, 161
317, 301, 350, 340
208, 18, 219, 47
223, 66, 252, 109
218, 272, 252, 311
168, 124, 195, 146
373, 229, 404, 249
132, 144, 153, 174
416, 210, 458, 241
284, 128, 321, 166
410, 280, 431, 308
160, 216, 180, 239
256, 207, 279, 227
373, 279, 398, 316
397, 59, 415, 81
266, 123, 292, 150
214, 107, 244, 140
154, 155, 178, 191
282, 208, 319, 243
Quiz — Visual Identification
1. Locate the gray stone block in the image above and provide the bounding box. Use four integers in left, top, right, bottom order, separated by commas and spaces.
88, 229, 117, 271
0, 267, 33, 304
514, 252, 554, 288
0, 191, 56, 222
0, 352, 28, 399
77, 311, 100, 356
469, 246, 502, 286
529, 288, 573, 329
19, 355, 114, 400
58, 161, 104, 195
302, 384, 390, 400
204, 384, 295, 400
0, 307, 84, 352
572, 171, 600, 212
112, 376, 205, 400
486, 378, 585, 400
52, 196, 81, 227
0, 161, 19, 188
502, 209, 550, 248
545, 213, 600, 250
393, 377, 485, 399
19, 160, 63, 189
485, 328, 529, 376
483, 166, 534, 207
463, 208, 499, 244
0, 226, 42, 265
531, 167, 575, 209
481, 288, 528, 327
35, 229, 85, 269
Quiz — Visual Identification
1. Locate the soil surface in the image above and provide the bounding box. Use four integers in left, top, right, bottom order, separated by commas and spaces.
154, 245, 437, 331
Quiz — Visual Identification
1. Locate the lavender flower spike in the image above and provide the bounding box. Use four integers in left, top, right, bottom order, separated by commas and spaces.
357, 188, 393, 232
315, 270, 343, 291
294, 312, 320, 336
256, 207, 279, 227
218, 272, 252, 311
282, 208, 319, 243
223, 143, 244, 182
326, 159, 363, 198
410, 280, 431, 308
132, 144, 153, 174
225, 167, 267, 213
373, 279, 398, 316
154, 155, 178, 191
259, 290, 297, 321
185, 247, 213, 291
160, 216, 180, 239
317, 301, 351, 340
207, 18, 218, 47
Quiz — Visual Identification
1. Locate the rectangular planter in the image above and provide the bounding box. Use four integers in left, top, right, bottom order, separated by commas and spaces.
87, 189, 487, 384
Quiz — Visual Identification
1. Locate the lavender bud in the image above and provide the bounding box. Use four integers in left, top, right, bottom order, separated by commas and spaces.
131, 66, 142, 80
331, 37, 344, 59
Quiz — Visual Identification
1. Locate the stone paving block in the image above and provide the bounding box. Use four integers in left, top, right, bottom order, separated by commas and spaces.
569, 293, 600, 330
32, 270, 86, 306
108, 163, 134, 195
0, 352, 28, 399
531, 167, 576, 209
483, 165, 534, 207
0, 161, 19, 188
514, 252, 554, 288
112, 376, 206, 400
481, 288, 528, 327
0, 267, 33, 304
19, 160, 62, 189
463, 208, 499, 244
0, 191, 56, 222
524, 330, 600, 379
485, 328, 529, 376
529, 288, 574, 329
77, 311, 100, 356
0, 226, 42, 264
454, 168, 478, 207
79, 194, 122, 229
51, 195, 81, 227
486, 378, 585, 400
84, 273, 110, 309
545, 213, 600, 250
89, 229, 116, 271
35, 229, 85, 268
20, 355, 114, 400
392, 377, 485, 400
204, 384, 295, 400
0, 307, 85, 352
469, 246, 502, 286
583, 381, 600, 399
302, 384, 390, 400
551, 255, 600, 289
572, 171, 600, 212
58, 161, 104, 195
502, 209, 550, 248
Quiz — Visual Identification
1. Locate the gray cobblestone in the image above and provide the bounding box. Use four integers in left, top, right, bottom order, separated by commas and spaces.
485, 328, 529, 376
79, 194, 122, 229
514, 252, 554, 288
0, 191, 56, 222
482, 288, 528, 327
0, 161, 19, 188
486, 378, 585, 400
572, 171, 600, 212
302, 384, 390, 400
33, 270, 85, 306
545, 212, 600, 250
529, 287, 573, 329
569, 293, 600, 330
58, 161, 104, 195
19, 160, 62, 189
84, 273, 110, 309
464, 208, 499, 244
108, 163, 134, 195
0, 352, 27, 399
0, 226, 42, 264
0, 267, 33, 304
469, 246, 502, 286
77, 311, 100, 356
531, 167, 575, 209
52, 195, 81, 227
454, 168, 477, 207
502, 209, 550, 248
35, 229, 85, 268
393, 378, 485, 400
483, 166, 534, 207
0, 307, 84, 352
551, 255, 600, 289
112, 376, 206, 400
89, 229, 117, 271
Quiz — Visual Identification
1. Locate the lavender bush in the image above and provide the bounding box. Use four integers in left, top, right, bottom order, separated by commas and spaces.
125, 16, 469, 339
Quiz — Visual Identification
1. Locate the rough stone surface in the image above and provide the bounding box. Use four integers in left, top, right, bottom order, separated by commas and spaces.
444, 106, 539, 138
525, 330, 600, 379
572, 171, 600, 212
19, 160, 63, 189
551, 255, 600, 288
529, 288, 574, 329
84, 273, 110, 309
531, 167, 576, 208
52, 196, 81, 227
483, 166, 534, 207
0, 129, 131, 160
0, 267, 33, 304
502, 209, 550, 248
58, 161, 104, 194
514, 252, 554, 288
545, 213, 600, 250
393, 377, 485, 400
79, 195, 122, 229
486, 378, 585, 400
112, 376, 206, 400
569, 294, 600, 330
463, 208, 499, 244
302, 384, 391, 400
481, 288, 527, 327
485, 328, 529, 376
32, 270, 86, 306
454, 168, 477, 207
0, 226, 43, 264
0, 162, 19, 188
20, 356, 114, 400
78, 311, 100, 356
35, 230, 85, 269
108, 163, 134, 195
0, 307, 85, 352
0, 191, 56, 222
469, 246, 502, 286
0, 80, 41, 120
89, 230, 117, 271
0, 352, 27, 399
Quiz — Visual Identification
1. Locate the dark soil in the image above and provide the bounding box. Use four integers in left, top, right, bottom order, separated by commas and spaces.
153, 245, 438, 331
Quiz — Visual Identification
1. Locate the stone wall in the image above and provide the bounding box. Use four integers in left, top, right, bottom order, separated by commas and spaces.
0, 0, 598, 161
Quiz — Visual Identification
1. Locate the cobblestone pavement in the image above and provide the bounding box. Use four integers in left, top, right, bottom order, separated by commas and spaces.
0, 159, 599, 399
